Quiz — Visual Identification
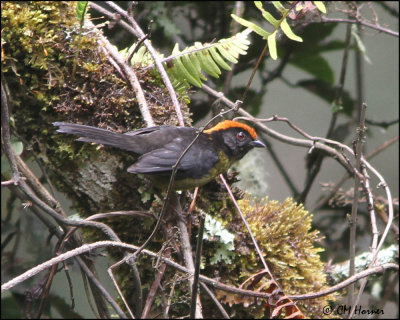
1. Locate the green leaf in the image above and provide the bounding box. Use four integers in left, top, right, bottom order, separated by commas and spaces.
195, 47, 220, 77
268, 31, 278, 60
226, 42, 247, 56
210, 47, 232, 70
272, 1, 287, 13
181, 50, 201, 80
11, 139, 23, 155
316, 40, 347, 52
128, 45, 154, 67
231, 14, 270, 39
189, 50, 207, 81
216, 45, 238, 64
172, 44, 202, 87
313, 1, 327, 13
1, 138, 24, 178
76, 1, 88, 22
290, 21, 337, 46
141, 191, 151, 203
254, 1, 279, 27
235, 28, 252, 46
291, 55, 335, 84
281, 18, 303, 42
331, 103, 343, 113
351, 24, 372, 64
167, 62, 188, 87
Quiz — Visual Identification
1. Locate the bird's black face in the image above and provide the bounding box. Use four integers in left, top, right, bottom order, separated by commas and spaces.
221, 128, 265, 160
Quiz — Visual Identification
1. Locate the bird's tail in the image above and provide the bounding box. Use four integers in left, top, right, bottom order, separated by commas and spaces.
53, 122, 140, 153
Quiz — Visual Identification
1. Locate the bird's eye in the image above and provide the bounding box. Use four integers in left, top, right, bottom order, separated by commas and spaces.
237, 131, 246, 141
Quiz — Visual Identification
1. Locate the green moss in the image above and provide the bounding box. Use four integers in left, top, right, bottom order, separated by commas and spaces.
239, 197, 326, 285
202, 195, 336, 318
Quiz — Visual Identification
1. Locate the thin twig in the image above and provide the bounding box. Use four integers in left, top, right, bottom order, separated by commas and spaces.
219, 175, 274, 278
320, 16, 399, 37
348, 102, 367, 307
190, 213, 205, 318
165, 276, 177, 317
84, 17, 155, 127
288, 263, 398, 301
240, 2, 297, 104
366, 136, 399, 159
104, 1, 185, 126
141, 246, 172, 319
349, 159, 394, 317
73, 253, 128, 318
176, 198, 203, 318
61, 212, 148, 318
354, 23, 365, 123
126, 20, 152, 64
365, 118, 399, 128
12, 132, 57, 197
3, 239, 397, 303
312, 135, 398, 212
90, 2, 136, 35
362, 165, 379, 252
1, 78, 21, 184
81, 272, 98, 318
200, 282, 230, 319
222, 1, 244, 95
2, 78, 126, 319
298, 22, 352, 204
107, 258, 136, 318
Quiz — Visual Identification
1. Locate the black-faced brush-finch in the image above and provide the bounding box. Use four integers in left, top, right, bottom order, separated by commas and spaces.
53, 120, 265, 190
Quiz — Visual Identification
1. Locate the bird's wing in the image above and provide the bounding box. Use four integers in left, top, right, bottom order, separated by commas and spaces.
127, 137, 220, 178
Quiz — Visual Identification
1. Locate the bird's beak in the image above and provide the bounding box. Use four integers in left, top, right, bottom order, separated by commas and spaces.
250, 139, 266, 148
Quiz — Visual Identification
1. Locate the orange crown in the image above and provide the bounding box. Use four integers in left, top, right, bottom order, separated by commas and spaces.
204, 120, 257, 139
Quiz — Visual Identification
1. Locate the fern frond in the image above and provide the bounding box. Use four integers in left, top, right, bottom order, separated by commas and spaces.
164, 29, 251, 88
232, 1, 326, 60
122, 29, 250, 88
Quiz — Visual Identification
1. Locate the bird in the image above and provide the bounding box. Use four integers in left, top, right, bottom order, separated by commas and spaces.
53, 120, 265, 190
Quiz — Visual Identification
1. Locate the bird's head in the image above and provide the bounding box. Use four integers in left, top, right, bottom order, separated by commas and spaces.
204, 120, 266, 161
